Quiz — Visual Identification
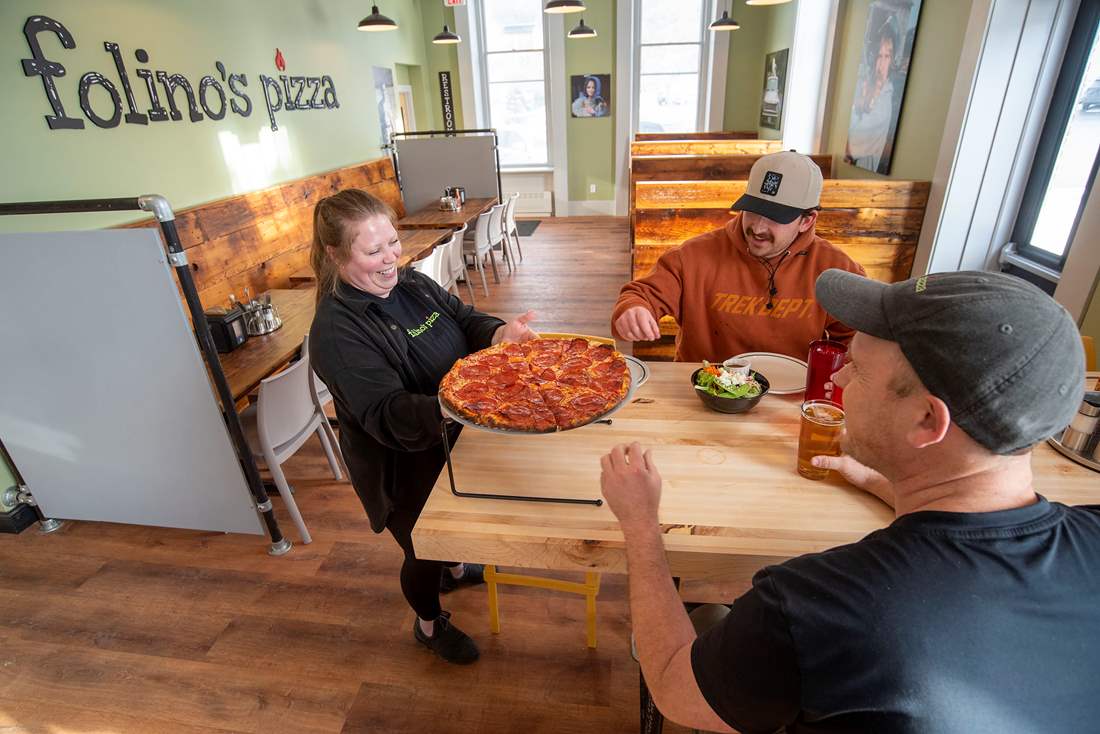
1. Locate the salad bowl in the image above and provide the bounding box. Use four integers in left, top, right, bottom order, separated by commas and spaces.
691, 365, 770, 414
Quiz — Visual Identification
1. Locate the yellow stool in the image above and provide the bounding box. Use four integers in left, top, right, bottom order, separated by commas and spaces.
482, 331, 611, 649
485, 565, 601, 649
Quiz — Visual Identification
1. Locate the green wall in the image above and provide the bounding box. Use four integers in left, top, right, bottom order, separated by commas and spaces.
565, 0, 616, 202
418, 0, 464, 131
822, 0, 973, 180
1082, 274, 1100, 344
721, 2, 796, 138
0, 0, 438, 233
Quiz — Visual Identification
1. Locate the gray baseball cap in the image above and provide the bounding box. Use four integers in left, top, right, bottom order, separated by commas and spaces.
815, 269, 1085, 454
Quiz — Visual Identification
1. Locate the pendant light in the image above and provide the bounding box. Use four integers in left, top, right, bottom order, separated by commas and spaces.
709, 0, 741, 31
357, 5, 398, 32
432, 24, 461, 44
544, 0, 586, 14
567, 18, 598, 39
709, 10, 741, 30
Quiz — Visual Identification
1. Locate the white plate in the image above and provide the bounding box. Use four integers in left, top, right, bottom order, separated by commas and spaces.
729, 352, 807, 395
625, 355, 649, 388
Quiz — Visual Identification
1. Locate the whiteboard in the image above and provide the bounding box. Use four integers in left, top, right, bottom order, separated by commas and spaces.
0, 229, 263, 535
395, 133, 499, 213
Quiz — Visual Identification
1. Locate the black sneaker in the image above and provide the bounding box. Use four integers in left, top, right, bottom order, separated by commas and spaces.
440, 563, 485, 594
413, 611, 480, 664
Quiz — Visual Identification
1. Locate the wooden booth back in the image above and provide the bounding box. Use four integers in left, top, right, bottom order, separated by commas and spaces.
630, 139, 785, 157
631, 177, 931, 360
122, 157, 403, 310
634, 131, 760, 141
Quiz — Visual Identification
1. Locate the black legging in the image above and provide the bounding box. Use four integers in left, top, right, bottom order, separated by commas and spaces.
385, 497, 457, 621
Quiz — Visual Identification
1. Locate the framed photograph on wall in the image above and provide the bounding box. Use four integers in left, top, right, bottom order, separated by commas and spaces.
760, 49, 789, 130
845, 0, 924, 175
571, 74, 611, 118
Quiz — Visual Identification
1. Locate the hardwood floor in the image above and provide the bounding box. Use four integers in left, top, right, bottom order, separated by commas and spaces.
0, 217, 700, 733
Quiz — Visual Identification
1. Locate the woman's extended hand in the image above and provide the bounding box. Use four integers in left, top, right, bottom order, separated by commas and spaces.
492, 310, 539, 344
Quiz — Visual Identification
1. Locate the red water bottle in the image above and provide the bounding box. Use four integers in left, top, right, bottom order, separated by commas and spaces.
805, 339, 847, 405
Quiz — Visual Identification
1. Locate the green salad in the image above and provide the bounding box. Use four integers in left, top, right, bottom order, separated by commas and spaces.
695, 361, 763, 399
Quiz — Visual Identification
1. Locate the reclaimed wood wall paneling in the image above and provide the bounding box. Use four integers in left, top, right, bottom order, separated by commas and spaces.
120, 158, 402, 310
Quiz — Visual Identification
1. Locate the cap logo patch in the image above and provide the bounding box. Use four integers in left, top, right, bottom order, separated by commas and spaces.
915, 275, 927, 293
760, 171, 783, 196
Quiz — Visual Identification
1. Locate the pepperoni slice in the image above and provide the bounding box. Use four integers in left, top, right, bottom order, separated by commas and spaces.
567, 337, 590, 353
561, 357, 593, 371
501, 343, 525, 357
588, 344, 615, 362
459, 365, 491, 380
455, 383, 489, 400
558, 373, 593, 388
481, 352, 509, 366
540, 387, 565, 404
499, 381, 531, 398
594, 360, 627, 376
488, 370, 519, 387
466, 399, 499, 414
501, 403, 533, 419
599, 378, 627, 394
569, 393, 608, 410
529, 353, 561, 370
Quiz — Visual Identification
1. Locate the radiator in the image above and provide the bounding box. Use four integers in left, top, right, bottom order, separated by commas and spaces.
511, 190, 553, 216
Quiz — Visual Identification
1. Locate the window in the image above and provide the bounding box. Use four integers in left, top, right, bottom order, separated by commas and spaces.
1011, 2, 1100, 272
636, 0, 707, 133
478, 0, 549, 166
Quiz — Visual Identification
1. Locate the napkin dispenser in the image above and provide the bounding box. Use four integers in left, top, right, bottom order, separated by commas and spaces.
204, 306, 248, 353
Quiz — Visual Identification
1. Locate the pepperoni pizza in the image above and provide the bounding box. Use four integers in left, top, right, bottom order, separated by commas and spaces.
439, 337, 631, 432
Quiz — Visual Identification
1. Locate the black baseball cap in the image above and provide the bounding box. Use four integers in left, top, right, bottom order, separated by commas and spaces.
815, 269, 1085, 454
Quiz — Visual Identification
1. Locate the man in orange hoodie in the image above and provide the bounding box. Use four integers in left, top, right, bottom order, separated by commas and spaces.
612, 151, 865, 362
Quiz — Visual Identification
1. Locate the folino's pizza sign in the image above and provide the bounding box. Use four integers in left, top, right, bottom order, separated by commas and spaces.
20, 15, 340, 132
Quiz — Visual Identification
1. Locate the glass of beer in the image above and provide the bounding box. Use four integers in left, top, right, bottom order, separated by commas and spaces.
797, 399, 845, 480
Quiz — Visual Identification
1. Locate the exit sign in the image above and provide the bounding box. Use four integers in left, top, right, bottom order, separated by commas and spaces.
443, 0, 465, 6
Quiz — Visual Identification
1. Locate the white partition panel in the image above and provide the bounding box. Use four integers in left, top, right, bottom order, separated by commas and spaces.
0, 229, 263, 534
395, 133, 499, 214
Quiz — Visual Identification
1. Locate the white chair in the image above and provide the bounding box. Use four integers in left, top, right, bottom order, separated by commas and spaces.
463, 211, 500, 296
503, 193, 523, 263
240, 348, 344, 545
412, 247, 447, 288
487, 203, 514, 274
302, 333, 337, 430
446, 224, 475, 303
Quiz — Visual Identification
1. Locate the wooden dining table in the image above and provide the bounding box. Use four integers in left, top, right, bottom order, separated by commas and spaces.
218, 288, 316, 402
287, 228, 453, 287
396, 197, 496, 231
412, 363, 1100, 579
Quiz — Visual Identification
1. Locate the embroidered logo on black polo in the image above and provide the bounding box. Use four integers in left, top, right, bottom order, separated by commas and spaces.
761, 171, 783, 196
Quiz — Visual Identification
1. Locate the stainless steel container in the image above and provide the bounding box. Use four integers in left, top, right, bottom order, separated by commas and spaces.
1059, 392, 1100, 458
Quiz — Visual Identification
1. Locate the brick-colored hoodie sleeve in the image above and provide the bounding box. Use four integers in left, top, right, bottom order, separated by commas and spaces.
610, 247, 686, 339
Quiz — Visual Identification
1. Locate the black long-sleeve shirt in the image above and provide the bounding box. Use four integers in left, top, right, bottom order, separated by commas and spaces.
308, 271, 504, 531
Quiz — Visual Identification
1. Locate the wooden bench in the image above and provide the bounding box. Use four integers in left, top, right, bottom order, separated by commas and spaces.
630, 178, 931, 360
634, 131, 759, 141
121, 157, 404, 310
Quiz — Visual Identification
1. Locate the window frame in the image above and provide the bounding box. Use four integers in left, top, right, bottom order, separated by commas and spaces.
474, 0, 552, 169
1009, 0, 1100, 273
632, 0, 715, 134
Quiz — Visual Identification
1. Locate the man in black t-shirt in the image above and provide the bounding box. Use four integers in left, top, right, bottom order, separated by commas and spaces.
599, 270, 1097, 733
